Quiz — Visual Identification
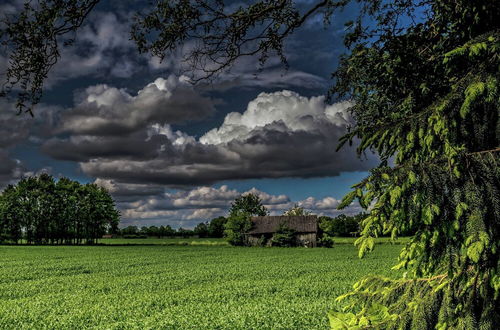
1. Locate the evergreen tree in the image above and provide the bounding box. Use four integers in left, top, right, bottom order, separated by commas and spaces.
328, 1, 500, 328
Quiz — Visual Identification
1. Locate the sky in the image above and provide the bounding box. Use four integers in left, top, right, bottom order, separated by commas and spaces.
0, 0, 378, 228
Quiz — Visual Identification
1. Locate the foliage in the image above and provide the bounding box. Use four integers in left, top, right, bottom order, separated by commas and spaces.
159, 225, 175, 237
120, 226, 139, 236
257, 234, 268, 247
318, 234, 335, 248
207, 216, 227, 238
194, 222, 209, 238
224, 211, 253, 246
191, 216, 228, 238
0, 0, 100, 114
329, 1, 500, 328
177, 227, 195, 238
0, 244, 401, 328
0, 174, 120, 244
319, 214, 364, 238
283, 204, 311, 216
228, 193, 268, 218
270, 223, 297, 247
224, 193, 268, 246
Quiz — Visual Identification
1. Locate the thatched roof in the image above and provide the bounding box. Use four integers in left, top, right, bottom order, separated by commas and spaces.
247, 216, 318, 234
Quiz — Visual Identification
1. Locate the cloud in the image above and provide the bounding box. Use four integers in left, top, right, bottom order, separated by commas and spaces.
57, 89, 376, 186
0, 99, 61, 188
0, 150, 25, 188
56, 76, 215, 135
2, 5, 328, 91
47, 11, 138, 84
104, 183, 361, 228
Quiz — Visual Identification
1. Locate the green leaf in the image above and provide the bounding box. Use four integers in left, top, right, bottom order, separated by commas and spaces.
328, 312, 352, 329
338, 190, 357, 210
467, 241, 484, 263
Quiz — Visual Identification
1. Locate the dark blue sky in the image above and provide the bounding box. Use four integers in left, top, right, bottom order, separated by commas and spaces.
0, 0, 375, 227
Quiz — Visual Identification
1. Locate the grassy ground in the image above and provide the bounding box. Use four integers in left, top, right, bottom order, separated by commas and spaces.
0, 244, 403, 329
98, 237, 229, 245
97, 236, 411, 245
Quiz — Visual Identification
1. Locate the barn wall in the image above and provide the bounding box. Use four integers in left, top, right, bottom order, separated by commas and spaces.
246, 235, 260, 246
296, 233, 317, 247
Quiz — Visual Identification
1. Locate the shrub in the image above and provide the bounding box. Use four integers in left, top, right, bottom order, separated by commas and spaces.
318, 234, 335, 248
122, 235, 148, 239
224, 211, 252, 246
270, 224, 297, 247
257, 235, 268, 247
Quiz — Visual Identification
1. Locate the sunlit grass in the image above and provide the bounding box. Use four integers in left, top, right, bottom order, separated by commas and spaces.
0, 244, 402, 329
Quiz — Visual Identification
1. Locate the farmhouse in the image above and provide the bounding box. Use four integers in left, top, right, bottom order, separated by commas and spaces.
246, 215, 318, 247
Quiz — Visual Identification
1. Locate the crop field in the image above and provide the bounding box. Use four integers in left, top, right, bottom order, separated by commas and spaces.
0, 244, 402, 329
98, 237, 230, 246
97, 236, 410, 246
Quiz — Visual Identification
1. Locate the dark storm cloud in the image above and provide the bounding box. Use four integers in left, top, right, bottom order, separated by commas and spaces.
0, 100, 61, 187
57, 76, 216, 136
0, 150, 25, 188
51, 89, 378, 187
42, 132, 170, 162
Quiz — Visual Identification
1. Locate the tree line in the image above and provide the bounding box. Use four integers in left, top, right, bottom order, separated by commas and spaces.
0, 174, 120, 245
119, 216, 227, 239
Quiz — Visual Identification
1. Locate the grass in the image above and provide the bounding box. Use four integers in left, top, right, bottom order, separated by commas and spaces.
0, 244, 403, 329
97, 236, 411, 246
98, 237, 229, 246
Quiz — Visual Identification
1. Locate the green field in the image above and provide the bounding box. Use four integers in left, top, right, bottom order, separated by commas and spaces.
98, 237, 230, 246
0, 244, 402, 329
97, 236, 410, 246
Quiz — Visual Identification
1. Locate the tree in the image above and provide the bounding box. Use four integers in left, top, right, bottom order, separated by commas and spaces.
139, 226, 149, 236
207, 216, 227, 238
0, 175, 120, 244
194, 222, 209, 238
159, 225, 175, 238
318, 214, 363, 238
270, 223, 297, 247
177, 227, 194, 238
148, 226, 160, 238
121, 226, 138, 236
0, 185, 21, 243
283, 204, 310, 216
224, 211, 253, 246
225, 193, 268, 246
327, 2, 500, 328
228, 194, 268, 218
